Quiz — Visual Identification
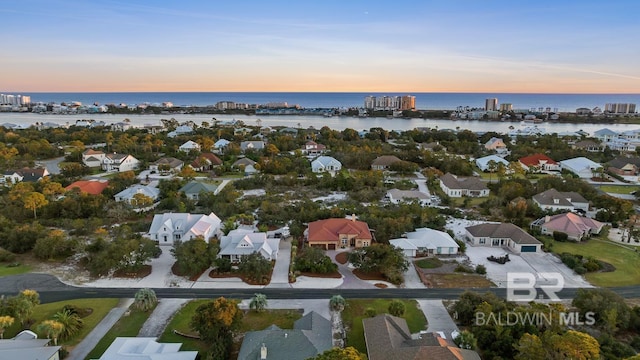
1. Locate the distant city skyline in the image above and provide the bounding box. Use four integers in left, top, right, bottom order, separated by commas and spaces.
2, 0, 640, 93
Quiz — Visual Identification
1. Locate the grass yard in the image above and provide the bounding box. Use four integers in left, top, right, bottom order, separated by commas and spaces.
4, 298, 119, 347
159, 299, 303, 357
415, 258, 443, 269
342, 299, 426, 354
451, 196, 486, 208
597, 184, 640, 195
0, 263, 32, 276
85, 303, 156, 359
552, 239, 640, 287
423, 273, 495, 288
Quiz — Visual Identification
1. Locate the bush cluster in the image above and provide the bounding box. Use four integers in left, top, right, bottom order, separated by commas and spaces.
559, 253, 601, 275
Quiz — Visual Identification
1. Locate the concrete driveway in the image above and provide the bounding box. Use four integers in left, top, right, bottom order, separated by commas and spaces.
417, 299, 459, 340
403, 260, 426, 288
266, 237, 292, 288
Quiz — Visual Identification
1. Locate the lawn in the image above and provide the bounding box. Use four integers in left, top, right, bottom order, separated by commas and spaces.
159, 299, 303, 357
4, 298, 119, 347
342, 299, 427, 354
552, 238, 640, 287
423, 273, 495, 288
415, 258, 443, 269
597, 184, 640, 195
85, 303, 156, 359
0, 263, 32, 276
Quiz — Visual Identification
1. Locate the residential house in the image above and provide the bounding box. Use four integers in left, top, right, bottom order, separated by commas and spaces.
179, 181, 218, 200
305, 217, 373, 250
606, 138, 637, 152
238, 312, 332, 360
363, 314, 480, 360
178, 140, 201, 153
240, 141, 265, 152
114, 184, 160, 205
386, 189, 430, 206
519, 153, 561, 172
465, 222, 542, 253
110, 121, 132, 132
439, 173, 489, 198
559, 157, 603, 178
82, 148, 106, 168
0, 330, 61, 360
572, 140, 605, 152
301, 141, 327, 156
232, 157, 257, 169
1, 170, 22, 186
594, 128, 619, 144
1, 167, 49, 185
532, 213, 604, 241
190, 153, 223, 172
532, 188, 589, 213
149, 157, 184, 174
102, 153, 140, 172
96, 337, 197, 360
311, 156, 342, 173
371, 155, 402, 170
218, 228, 279, 262
143, 123, 165, 135
213, 138, 231, 152
475, 155, 509, 172
390, 228, 459, 257
65, 179, 109, 195
484, 137, 507, 152
147, 212, 222, 246
419, 142, 446, 152
260, 126, 272, 135
279, 127, 298, 135
167, 125, 194, 138
608, 157, 640, 177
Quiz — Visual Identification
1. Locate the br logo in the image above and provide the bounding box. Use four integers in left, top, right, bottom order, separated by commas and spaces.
506, 272, 564, 301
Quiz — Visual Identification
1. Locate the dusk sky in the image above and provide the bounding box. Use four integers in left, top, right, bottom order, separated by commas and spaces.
2, 0, 639, 93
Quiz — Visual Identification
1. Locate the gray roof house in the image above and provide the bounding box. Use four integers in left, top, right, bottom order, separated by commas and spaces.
218, 228, 279, 262
0, 330, 61, 360
363, 314, 480, 360
237, 311, 332, 360
439, 173, 489, 198
532, 188, 589, 212
114, 184, 160, 204
240, 141, 266, 152
232, 157, 257, 168
179, 181, 218, 200
386, 189, 430, 206
390, 228, 459, 257
559, 157, 602, 179
147, 212, 222, 246
465, 222, 542, 253
149, 157, 184, 174
311, 156, 342, 173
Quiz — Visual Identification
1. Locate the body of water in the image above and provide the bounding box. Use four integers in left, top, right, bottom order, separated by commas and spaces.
16, 92, 640, 113
1, 112, 639, 136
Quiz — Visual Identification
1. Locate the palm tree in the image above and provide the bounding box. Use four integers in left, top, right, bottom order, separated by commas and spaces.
486, 160, 498, 183
37, 320, 64, 346
249, 293, 267, 312
0, 316, 14, 339
134, 288, 158, 312
329, 295, 346, 312
53, 309, 83, 341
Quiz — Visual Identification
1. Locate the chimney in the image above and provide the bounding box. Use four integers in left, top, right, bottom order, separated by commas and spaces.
544, 215, 550, 223
351, 214, 356, 222
260, 343, 267, 359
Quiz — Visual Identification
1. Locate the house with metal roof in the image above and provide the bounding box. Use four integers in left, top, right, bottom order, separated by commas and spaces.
97, 337, 196, 360
114, 184, 160, 205
559, 157, 602, 178
311, 156, 342, 174
475, 155, 509, 172
238, 311, 332, 360
146, 212, 222, 246
218, 228, 279, 262
179, 140, 201, 152
390, 228, 459, 257
465, 222, 542, 253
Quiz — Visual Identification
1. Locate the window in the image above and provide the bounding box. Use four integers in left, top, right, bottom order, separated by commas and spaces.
363, 241, 369, 247
175, 234, 181, 240
492, 239, 500, 246
479, 238, 486, 244
341, 237, 348, 245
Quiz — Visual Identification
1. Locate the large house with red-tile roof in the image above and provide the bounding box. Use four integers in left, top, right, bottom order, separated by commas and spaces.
305, 217, 373, 250
65, 179, 109, 195
519, 153, 560, 172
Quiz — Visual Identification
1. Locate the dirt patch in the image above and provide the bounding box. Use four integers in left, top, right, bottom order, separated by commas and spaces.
374, 283, 388, 289
423, 273, 494, 288
297, 271, 342, 279
335, 252, 349, 264
352, 269, 386, 281
113, 265, 152, 279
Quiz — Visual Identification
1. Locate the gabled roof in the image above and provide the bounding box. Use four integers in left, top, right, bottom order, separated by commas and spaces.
307, 218, 372, 242
152, 157, 184, 168
179, 181, 218, 195
232, 158, 256, 167
105, 153, 130, 161
475, 155, 509, 169
311, 156, 341, 168
594, 128, 619, 137
439, 173, 488, 191
533, 188, 587, 206
363, 314, 480, 360
191, 153, 223, 167
14, 167, 48, 182
218, 229, 278, 258
238, 311, 332, 360
540, 213, 604, 238
148, 212, 221, 239
390, 228, 459, 250
372, 155, 402, 167
114, 184, 160, 201
179, 140, 200, 149
466, 223, 541, 245
83, 148, 105, 156
65, 179, 109, 195
519, 153, 558, 167
608, 157, 640, 169
559, 157, 602, 171
214, 139, 231, 148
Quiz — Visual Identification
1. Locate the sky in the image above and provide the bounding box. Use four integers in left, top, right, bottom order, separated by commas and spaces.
2, 0, 639, 93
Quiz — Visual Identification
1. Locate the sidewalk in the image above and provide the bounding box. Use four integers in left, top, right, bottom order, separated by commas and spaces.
67, 298, 134, 360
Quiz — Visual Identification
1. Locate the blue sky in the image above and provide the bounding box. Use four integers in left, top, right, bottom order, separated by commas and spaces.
2, 0, 639, 92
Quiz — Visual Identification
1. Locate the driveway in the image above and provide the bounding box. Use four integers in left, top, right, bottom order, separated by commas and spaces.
138, 299, 189, 337
326, 250, 377, 289
403, 261, 426, 288
417, 299, 459, 339
266, 237, 292, 288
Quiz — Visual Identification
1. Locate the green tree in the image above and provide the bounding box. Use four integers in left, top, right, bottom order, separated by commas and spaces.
388, 300, 406, 317
249, 293, 267, 313
454, 330, 478, 351
171, 237, 217, 277
515, 333, 546, 360
52, 309, 83, 340
348, 244, 409, 284
134, 288, 158, 312
131, 193, 154, 208
23, 192, 48, 219
329, 295, 346, 312
548, 330, 600, 360
237, 252, 272, 284
310, 346, 367, 360
37, 320, 64, 345
191, 297, 243, 359
0, 316, 14, 339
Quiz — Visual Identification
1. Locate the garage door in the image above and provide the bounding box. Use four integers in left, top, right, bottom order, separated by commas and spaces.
521, 246, 537, 253
327, 244, 336, 250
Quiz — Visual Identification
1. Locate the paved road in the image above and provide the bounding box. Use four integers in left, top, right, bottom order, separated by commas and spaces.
67, 298, 134, 360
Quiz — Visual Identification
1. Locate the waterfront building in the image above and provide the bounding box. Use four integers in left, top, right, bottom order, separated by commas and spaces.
363, 95, 416, 111
485, 98, 498, 111
605, 103, 636, 114
400, 95, 416, 110
499, 103, 513, 112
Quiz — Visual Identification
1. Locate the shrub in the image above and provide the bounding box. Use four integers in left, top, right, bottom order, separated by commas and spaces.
388, 300, 406, 317
584, 259, 601, 272
215, 257, 232, 273
0, 248, 15, 263
574, 265, 587, 275
294, 247, 338, 274
454, 265, 474, 273
454, 239, 466, 253
364, 307, 376, 318
560, 253, 579, 269
475, 265, 487, 275
553, 231, 569, 242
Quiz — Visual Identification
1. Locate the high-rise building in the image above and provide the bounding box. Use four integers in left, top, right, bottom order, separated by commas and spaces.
400, 95, 416, 111
499, 103, 513, 112
485, 98, 498, 111
605, 103, 636, 114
